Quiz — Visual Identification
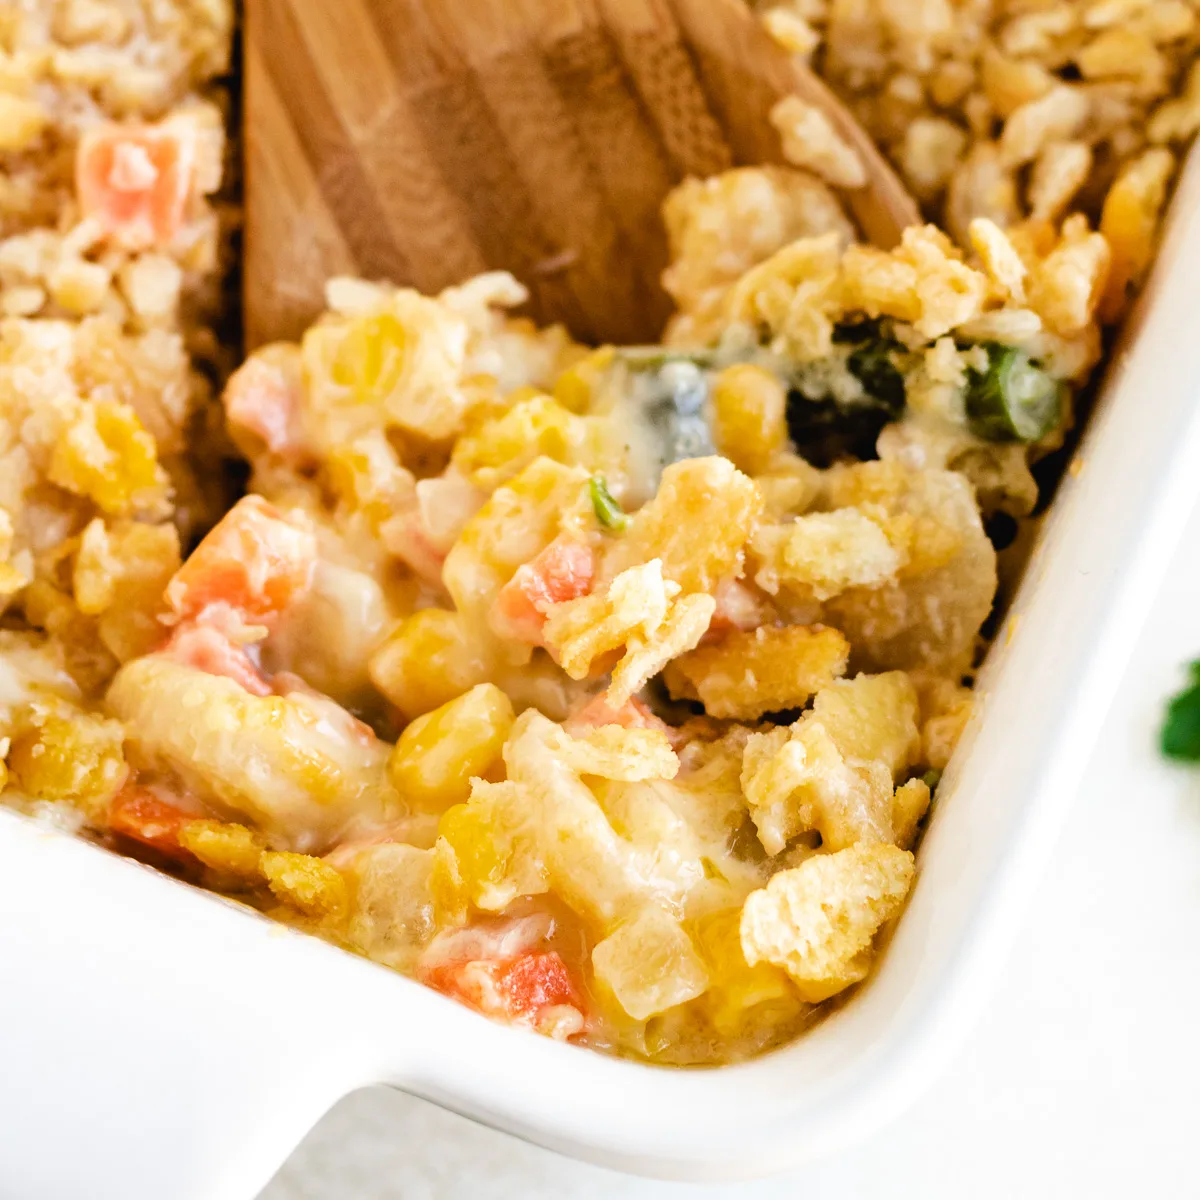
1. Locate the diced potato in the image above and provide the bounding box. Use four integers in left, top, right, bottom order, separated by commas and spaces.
592, 906, 710, 1020
262, 851, 349, 921
264, 560, 391, 710
340, 842, 436, 969
664, 625, 849, 720
619, 458, 762, 593
387, 683, 514, 813
503, 710, 700, 926
107, 657, 395, 853
740, 844, 915, 1002
368, 608, 491, 722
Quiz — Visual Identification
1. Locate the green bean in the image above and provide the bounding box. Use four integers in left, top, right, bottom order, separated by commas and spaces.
965, 344, 1063, 443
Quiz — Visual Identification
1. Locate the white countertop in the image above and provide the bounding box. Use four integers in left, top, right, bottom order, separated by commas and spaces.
261, 497, 1200, 1200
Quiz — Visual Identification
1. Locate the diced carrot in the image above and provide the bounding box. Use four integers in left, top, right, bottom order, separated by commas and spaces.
416, 916, 587, 1038
165, 495, 317, 627
566, 693, 670, 735
76, 121, 195, 248
495, 952, 581, 1019
108, 785, 197, 862
489, 537, 595, 645
223, 357, 308, 464
159, 623, 272, 696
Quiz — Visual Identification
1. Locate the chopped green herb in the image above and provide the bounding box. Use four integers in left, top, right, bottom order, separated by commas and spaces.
964, 343, 1063, 443
1161, 660, 1200, 762
589, 475, 627, 532
921, 768, 943, 791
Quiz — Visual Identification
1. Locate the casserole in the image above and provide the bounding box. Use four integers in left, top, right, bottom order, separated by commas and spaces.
2, 138, 1198, 1200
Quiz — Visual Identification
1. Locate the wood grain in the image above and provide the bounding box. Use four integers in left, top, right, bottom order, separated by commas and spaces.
245, 0, 920, 348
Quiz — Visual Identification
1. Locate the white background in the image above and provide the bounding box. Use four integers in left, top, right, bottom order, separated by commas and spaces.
261, 499, 1200, 1200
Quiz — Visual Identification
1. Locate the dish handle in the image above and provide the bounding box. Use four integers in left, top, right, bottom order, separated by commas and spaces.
0, 813, 378, 1200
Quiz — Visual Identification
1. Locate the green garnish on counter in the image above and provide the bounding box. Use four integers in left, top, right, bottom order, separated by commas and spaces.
589, 475, 628, 531
965, 343, 1063, 443
1161, 661, 1200, 762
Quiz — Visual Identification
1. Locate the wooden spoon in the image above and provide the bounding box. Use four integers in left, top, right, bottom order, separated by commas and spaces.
244, 0, 919, 349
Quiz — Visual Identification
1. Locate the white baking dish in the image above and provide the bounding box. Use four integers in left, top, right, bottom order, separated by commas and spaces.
2, 147, 1199, 1200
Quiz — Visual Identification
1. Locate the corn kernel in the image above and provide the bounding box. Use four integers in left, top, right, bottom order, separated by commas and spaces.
692, 908, 804, 1038
48, 401, 166, 516
451, 394, 582, 489
387, 683, 515, 812
368, 608, 490, 721
48, 258, 112, 315
709, 365, 788, 475
261, 851, 349, 921
553, 346, 616, 413
437, 779, 548, 911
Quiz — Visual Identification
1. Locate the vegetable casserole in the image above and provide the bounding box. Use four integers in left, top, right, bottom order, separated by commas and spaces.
1, 0, 1197, 1065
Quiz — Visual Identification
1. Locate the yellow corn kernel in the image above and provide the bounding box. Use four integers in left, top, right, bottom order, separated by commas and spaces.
387, 683, 515, 812
331, 310, 408, 406
178, 820, 267, 879
436, 780, 547, 911
692, 908, 804, 1038
709, 364, 788, 475
7, 710, 127, 819
451, 393, 582, 488
368, 608, 490, 721
48, 401, 166, 516
553, 346, 616, 413
261, 851, 349, 921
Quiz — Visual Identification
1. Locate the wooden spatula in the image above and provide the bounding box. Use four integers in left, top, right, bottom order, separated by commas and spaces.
244, 0, 919, 349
